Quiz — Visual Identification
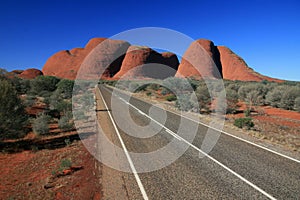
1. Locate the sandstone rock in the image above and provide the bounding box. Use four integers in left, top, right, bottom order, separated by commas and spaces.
114, 46, 179, 79
217, 46, 283, 82
42, 38, 107, 79
175, 39, 222, 79
19, 68, 43, 79
77, 39, 130, 80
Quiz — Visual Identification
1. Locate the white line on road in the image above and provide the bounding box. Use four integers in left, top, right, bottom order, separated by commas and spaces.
98, 87, 149, 200
104, 86, 277, 200
106, 86, 300, 164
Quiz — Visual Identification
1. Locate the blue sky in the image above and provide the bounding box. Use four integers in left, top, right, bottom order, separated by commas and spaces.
0, 0, 299, 81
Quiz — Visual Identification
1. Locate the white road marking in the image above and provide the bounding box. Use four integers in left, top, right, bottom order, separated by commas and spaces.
103, 86, 277, 200
98, 87, 149, 200
106, 86, 300, 164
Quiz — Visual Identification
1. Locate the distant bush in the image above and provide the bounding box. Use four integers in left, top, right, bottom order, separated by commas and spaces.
244, 109, 251, 117
56, 79, 74, 99
195, 85, 211, 112
30, 76, 60, 95
0, 79, 28, 140
58, 114, 74, 131
165, 95, 177, 101
225, 88, 239, 114
160, 87, 171, 95
280, 86, 300, 110
265, 86, 285, 107
163, 77, 192, 93
175, 94, 192, 111
149, 83, 160, 91
294, 97, 300, 112
32, 113, 50, 135
234, 118, 254, 129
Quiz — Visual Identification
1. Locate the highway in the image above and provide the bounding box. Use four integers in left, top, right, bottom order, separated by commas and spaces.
96, 84, 300, 200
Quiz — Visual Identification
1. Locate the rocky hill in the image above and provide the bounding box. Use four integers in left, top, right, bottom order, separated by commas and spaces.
40, 37, 282, 82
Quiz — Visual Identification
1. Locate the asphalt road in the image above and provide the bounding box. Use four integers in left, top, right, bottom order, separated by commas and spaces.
96, 84, 300, 200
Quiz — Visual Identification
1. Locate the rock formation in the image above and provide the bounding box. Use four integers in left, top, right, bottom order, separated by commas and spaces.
114, 46, 179, 79
217, 46, 282, 82
42, 38, 107, 79
18, 68, 43, 79
175, 39, 222, 79
41, 37, 283, 82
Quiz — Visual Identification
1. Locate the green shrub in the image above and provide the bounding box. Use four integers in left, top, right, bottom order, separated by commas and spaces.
165, 95, 177, 101
0, 79, 28, 140
58, 113, 74, 131
32, 113, 50, 135
294, 97, 300, 112
56, 79, 74, 99
225, 88, 239, 114
30, 76, 60, 95
244, 109, 251, 117
234, 118, 254, 129
280, 86, 300, 110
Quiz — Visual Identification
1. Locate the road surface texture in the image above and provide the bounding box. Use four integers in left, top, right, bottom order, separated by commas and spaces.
95, 84, 300, 200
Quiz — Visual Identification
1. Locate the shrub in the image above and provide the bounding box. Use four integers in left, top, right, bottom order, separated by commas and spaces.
56, 79, 74, 99
225, 88, 239, 114
149, 83, 160, 91
265, 86, 285, 107
195, 85, 211, 111
32, 113, 50, 135
30, 76, 60, 95
244, 109, 251, 117
294, 97, 300, 112
0, 79, 28, 140
58, 115, 74, 131
165, 95, 177, 101
163, 77, 192, 93
175, 94, 192, 111
160, 87, 171, 95
280, 86, 300, 110
234, 118, 254, 129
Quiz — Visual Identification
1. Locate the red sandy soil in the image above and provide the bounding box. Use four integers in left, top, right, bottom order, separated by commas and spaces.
0, 140, 101, 200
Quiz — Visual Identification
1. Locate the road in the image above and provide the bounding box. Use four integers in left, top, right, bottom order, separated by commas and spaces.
96, 84, 300, 200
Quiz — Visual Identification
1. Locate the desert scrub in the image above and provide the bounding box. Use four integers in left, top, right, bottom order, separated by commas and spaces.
234, 117, 254, 129
165, 94, 177, 102
32, 113, 50, 135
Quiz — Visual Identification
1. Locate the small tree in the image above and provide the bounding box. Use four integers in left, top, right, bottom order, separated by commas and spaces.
0, 79, 28, 140
32, 113, 50, 135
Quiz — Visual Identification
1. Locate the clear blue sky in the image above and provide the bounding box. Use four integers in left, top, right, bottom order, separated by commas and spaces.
0, 0, 299, 81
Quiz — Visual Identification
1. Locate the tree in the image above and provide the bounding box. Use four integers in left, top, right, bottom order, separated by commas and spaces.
0, 79, 28, 140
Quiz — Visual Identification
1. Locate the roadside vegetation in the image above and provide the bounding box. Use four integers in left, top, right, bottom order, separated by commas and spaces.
0, 68, 76, 142
100, 78, 300, 132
